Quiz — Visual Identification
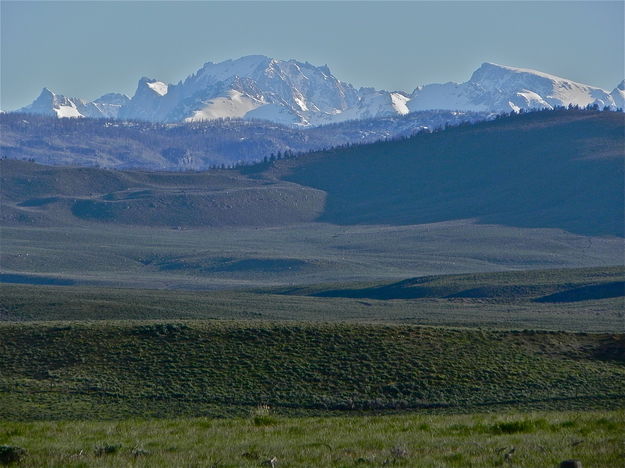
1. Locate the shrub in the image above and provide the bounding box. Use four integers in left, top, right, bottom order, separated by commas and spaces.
0, 446, 26, 465
251, 404, 277, 426
94, 443, 121, 456
490, 418, 548, 434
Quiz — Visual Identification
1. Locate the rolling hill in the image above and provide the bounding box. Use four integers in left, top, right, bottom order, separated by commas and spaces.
2, 108, 621, 237
3, 267, 623, 332
0, 159, 325, 227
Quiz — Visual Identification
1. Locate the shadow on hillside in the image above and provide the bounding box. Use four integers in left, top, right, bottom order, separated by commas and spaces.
535, 281, 625, 303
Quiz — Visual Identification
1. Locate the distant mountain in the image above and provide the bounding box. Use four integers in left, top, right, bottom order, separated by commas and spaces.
121, 56, 365, 126
16, 57, 624, 125
408, 63, 621, 113
19, 88, 130, 119
2, 109, 623, 237
610, 80, 625, 109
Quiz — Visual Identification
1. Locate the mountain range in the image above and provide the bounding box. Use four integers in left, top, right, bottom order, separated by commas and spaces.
17, 56, 625, 126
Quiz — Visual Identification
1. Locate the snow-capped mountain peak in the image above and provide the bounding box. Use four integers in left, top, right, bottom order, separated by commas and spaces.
19, 88, 87, 118
16, 57, 625, 125
93, 93, 130, 106
193, 55, 273, 84
120, 55, 364, 125
408, 62, 620, 113
610, 80, 625, 109
18, 88, 130, 119
470, 62, 566, 84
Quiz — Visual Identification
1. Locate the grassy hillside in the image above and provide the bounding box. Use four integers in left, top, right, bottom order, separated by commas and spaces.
279, 109, 624, 236
1, 159, 325, 227
1, 321, 624, 420
1, 411, 623, 467
2, 267, 623, 332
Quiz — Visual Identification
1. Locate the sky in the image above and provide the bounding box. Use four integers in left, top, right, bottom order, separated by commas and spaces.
1, 1, 623, 110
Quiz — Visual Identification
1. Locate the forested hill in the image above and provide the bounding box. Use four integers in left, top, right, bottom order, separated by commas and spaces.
275, 109, 624, 237
0, 110, 488, 170
1, 109, 623, 237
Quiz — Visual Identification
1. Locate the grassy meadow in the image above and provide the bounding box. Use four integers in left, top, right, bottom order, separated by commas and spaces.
1, 267, 623, 466
1, 411, 623, 467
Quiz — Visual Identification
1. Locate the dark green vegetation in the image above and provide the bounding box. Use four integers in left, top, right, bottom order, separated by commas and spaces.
2, 267, 624, 332
1, 321, 624, 420
1, 411, 623, 467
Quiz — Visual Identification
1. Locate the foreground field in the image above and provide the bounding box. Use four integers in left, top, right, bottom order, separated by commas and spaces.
1, 410, 622, 467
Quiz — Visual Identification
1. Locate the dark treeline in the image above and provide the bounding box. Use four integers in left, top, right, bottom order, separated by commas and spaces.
232, 105, 623, 172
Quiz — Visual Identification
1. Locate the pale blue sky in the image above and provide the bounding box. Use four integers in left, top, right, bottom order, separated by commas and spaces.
1, 1, 623, 110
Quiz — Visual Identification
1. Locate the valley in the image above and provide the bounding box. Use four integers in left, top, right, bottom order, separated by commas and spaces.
1, 108, 623, 468
3, 3, 624, 466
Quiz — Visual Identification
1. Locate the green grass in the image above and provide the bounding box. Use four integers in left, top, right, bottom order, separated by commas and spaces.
0, 410, 622, 467
1, 321, 623, 420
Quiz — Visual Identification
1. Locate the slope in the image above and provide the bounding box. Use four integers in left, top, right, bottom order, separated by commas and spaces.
3, 267, 623, 332
277, 109, 624, 236
0, 159, 325, 227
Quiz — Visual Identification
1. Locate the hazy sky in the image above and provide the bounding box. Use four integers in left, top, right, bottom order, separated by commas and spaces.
1, 1, 623, 110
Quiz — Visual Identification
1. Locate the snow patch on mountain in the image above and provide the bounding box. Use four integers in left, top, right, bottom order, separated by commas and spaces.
54, 101, 83, 118
185, 89, 264, 121
610, 80, 625, 109
390, 92, 411, 115
245, 103, 303, 126
146, 81, 168, 96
